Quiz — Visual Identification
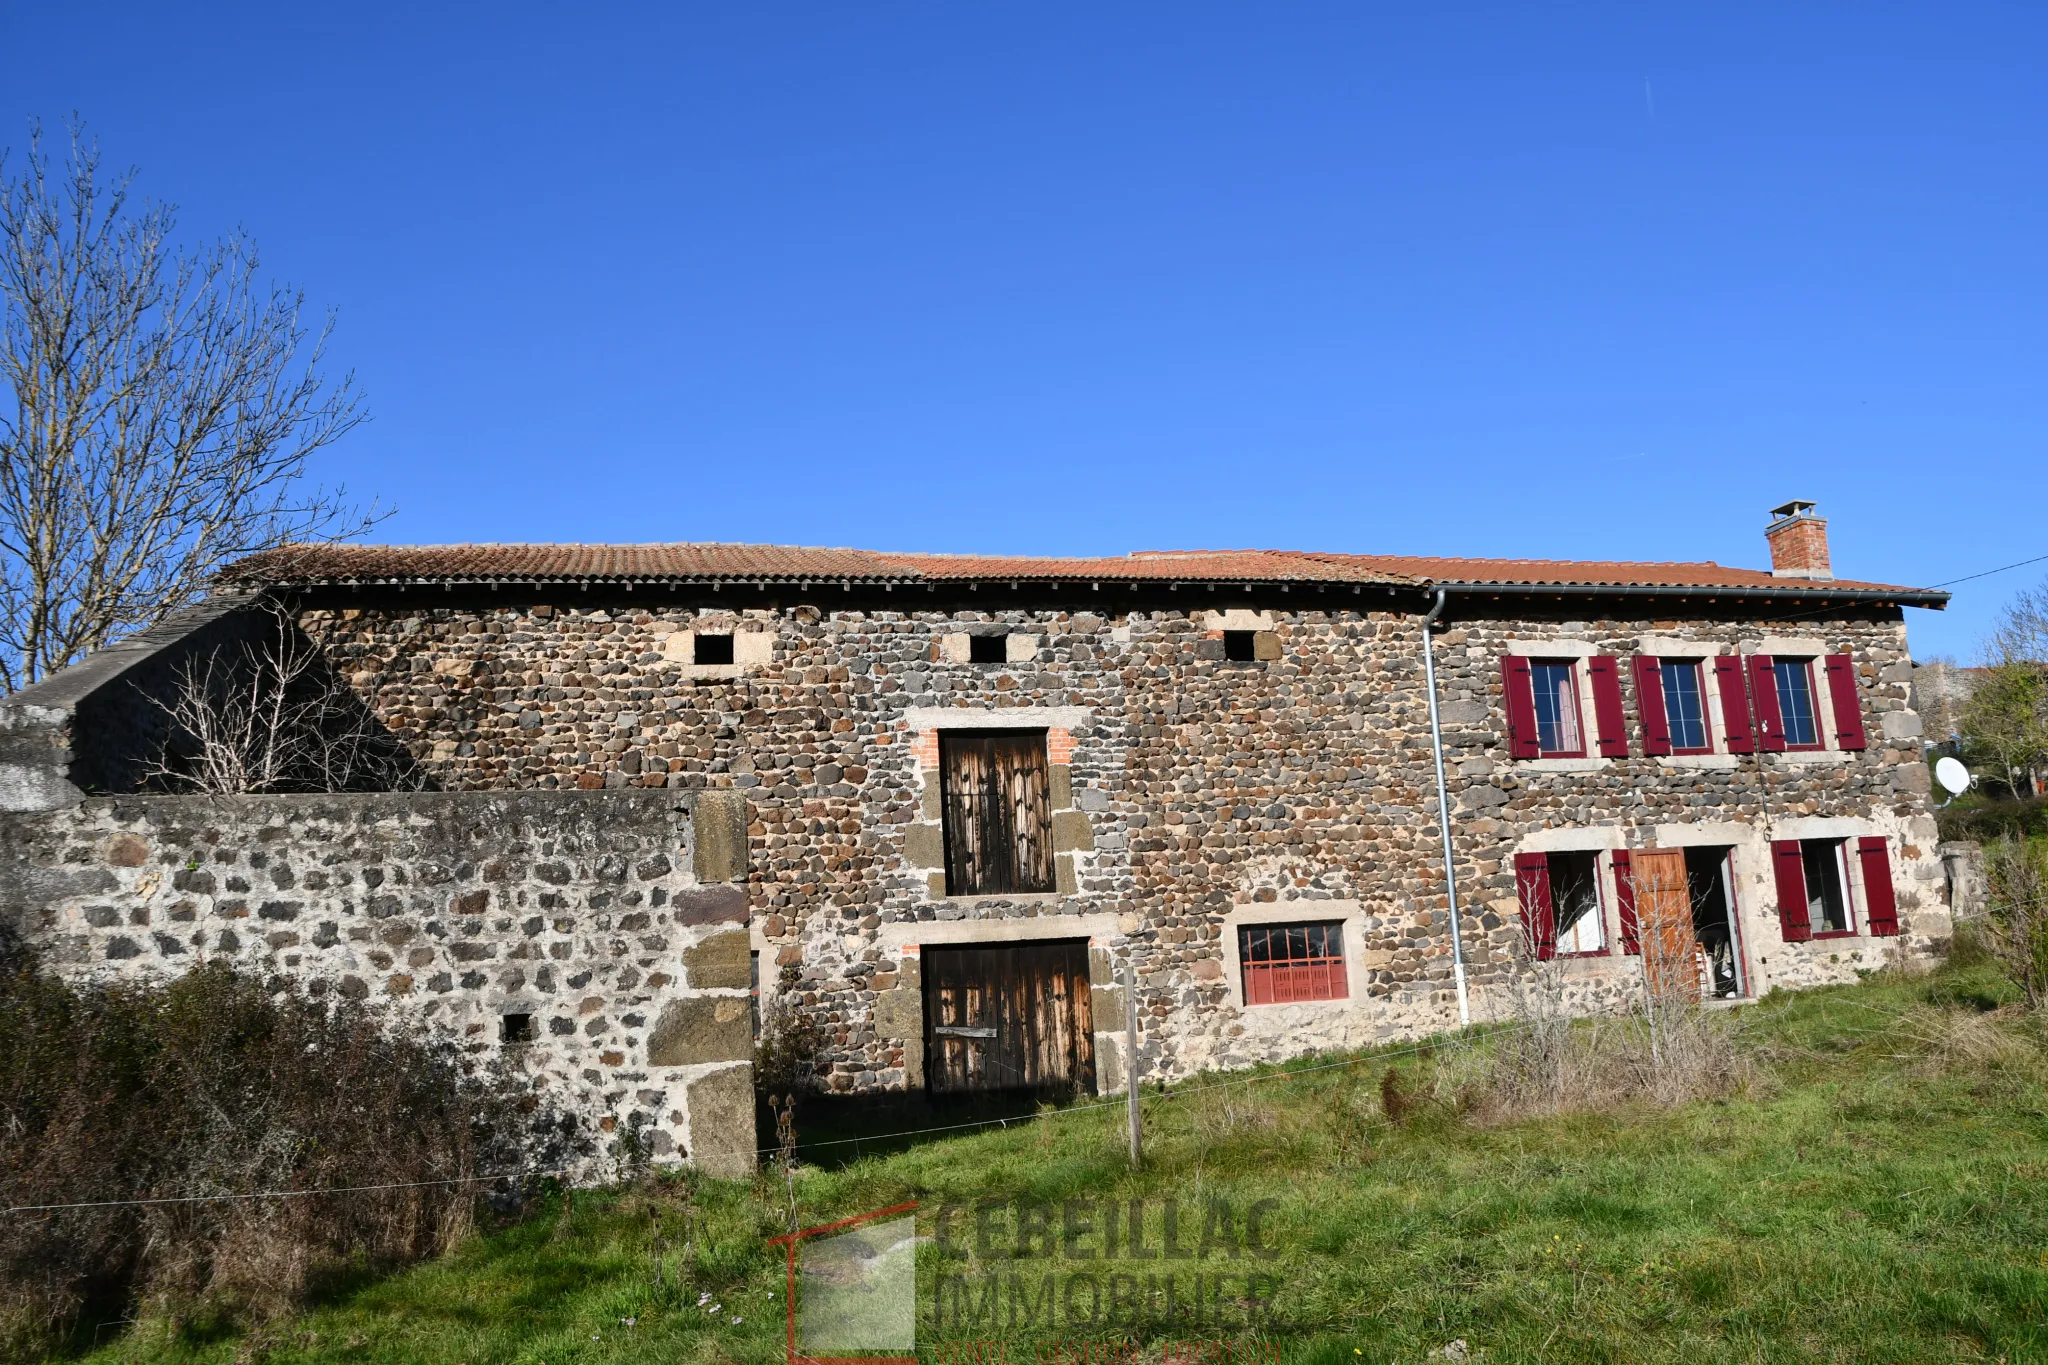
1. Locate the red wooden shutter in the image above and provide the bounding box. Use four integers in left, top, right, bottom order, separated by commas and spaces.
1612, 849, 1641, 955
1713, 656, 1754, 754
1500, 656, 1540, 759
1824, 655, 1868, 750
1772, 839, 1812, 941
1858, 837, 1900, 935
1514, 851, 1556, 960
1747, 654, 1787, 752
1633, 656, 1671, 756
1588, 655, 1628, 757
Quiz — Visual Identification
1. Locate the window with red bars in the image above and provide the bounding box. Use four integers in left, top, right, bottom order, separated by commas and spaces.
1239, 922, 1348, 1005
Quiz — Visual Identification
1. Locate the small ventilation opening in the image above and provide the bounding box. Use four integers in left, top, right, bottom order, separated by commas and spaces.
693, 633, 734, 665
1223, 631, 1257, 662
969, 633, 1008, 664
500, 1013, 535, 1045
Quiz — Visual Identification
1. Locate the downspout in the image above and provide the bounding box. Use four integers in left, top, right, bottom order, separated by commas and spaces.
1419, 586, 1472, 1027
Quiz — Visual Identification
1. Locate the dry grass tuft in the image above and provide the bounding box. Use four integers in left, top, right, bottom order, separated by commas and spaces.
1444, 957, 1752, 1124
1887, 1003, 2040, 1075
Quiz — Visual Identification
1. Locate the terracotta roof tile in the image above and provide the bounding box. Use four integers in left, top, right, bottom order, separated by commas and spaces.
227, 544, 1417, 586
224, 542, 1942, 602
230, 543, 906, 582
1289, 552, 1929, 596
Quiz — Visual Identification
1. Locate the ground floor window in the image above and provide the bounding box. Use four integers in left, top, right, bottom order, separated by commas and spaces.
1239, 922, 1348, 1004
1771, 837, 1856, 940
1801, 840, 1853, 934
1513, 850, 1609, 959
1549, 851, 1607, 956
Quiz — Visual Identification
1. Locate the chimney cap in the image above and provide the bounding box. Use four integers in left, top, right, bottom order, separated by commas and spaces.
1769, 499, 1818, 521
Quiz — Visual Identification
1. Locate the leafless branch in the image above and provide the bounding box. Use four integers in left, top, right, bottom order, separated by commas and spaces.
0, 118, 376, 692
146, 602, 421, 794
1988, 579, 2048, 666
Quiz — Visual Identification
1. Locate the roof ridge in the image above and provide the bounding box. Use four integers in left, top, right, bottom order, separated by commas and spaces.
220, 541, 1942, 603
1302, 551, 1727, 570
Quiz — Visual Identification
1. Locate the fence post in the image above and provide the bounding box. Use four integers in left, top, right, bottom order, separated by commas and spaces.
1124, 957, 1141, 1168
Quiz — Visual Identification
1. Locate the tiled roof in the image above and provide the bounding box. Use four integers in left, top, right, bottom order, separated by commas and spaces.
1289, 552, 1937, 598
225, 543, 1945, 603
225, 544, 1413, 586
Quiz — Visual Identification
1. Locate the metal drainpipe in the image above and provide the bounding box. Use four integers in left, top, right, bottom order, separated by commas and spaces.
1419, 586, 1472, 1026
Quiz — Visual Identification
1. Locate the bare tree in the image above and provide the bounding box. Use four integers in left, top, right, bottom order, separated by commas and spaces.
0, 120, 374, 693
1990, 579, 2048, 665
1960, 662, 2048, 798
146, 602, 420, 794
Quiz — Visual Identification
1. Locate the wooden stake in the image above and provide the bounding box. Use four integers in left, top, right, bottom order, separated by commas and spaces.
1124, 958, 1141, 1168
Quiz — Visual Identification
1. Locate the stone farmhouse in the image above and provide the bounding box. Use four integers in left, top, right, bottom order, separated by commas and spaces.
0, 500, 1959, 1173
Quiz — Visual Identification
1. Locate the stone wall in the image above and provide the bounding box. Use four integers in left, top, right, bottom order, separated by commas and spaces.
282, 592, 1952, 1092
0, 787, 758, 1178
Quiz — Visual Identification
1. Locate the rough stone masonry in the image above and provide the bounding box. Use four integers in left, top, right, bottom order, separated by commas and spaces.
0, 703, 761, 1177
0, 518, 1971, 1173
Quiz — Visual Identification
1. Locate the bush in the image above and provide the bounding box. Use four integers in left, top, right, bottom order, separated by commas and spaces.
753, 963, 823, 1099
1977, 837, 2048, 1010
0, 958, 566, 1354
1936, 796, 2048, 843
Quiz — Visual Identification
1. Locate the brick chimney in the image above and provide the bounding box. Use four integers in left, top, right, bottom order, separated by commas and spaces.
1766, 500, 1832, 580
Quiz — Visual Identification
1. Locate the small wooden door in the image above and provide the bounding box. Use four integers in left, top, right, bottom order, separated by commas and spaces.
922, 940, 1095, 1095
940, 731, 1054, 895
1631, 849, 1699, 1003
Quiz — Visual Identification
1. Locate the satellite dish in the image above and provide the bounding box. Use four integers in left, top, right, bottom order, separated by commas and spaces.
1935, 756, 1972, 796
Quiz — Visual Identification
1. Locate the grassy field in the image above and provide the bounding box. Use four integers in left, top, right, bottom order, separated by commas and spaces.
65, 960, 2048, 1365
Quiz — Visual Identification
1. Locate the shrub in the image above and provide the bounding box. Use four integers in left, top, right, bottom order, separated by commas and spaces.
1936, 796, 2047, 844
0, 958, 566, 1355
1978, 837, 2048, 1009
754, 963, 823, 1099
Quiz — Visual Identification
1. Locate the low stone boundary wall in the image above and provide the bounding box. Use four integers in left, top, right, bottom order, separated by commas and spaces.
0, 787, 757, 1178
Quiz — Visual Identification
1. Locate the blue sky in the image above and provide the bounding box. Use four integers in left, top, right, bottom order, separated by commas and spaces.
4, 4, 2042, 659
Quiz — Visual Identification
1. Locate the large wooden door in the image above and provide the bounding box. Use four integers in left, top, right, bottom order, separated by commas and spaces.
922, 940, 1095, 1095
1631, 849, 1699, 1003
940, 731, 1053, 895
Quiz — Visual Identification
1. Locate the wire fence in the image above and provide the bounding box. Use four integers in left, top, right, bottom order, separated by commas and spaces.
2, 1014, 1550, 1216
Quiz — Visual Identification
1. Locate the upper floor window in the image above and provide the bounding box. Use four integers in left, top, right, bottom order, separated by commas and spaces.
1530, 661, 1584, 757
939, 729, 1053, 895
693, 633, 734, 665
1659, 660, 1711, 753
1224, 630, 1258, 662
1239, 922, 1348, 1004
969, 633, 1008, 664
1772, 659, 1822, 749
1506, 654, 1628, 759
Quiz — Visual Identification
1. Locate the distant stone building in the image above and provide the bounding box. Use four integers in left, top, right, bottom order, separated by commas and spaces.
1910, 659, 1982, 747
0, 501, 1960, 1170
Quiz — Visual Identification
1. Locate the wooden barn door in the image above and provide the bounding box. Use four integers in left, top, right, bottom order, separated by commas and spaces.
922, 940, 1095, 1095
940, 731, 1054, 896
1631, 849, 1699, 1003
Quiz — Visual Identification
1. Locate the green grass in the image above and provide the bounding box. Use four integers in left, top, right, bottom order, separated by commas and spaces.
66, 968, 2048, 1365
